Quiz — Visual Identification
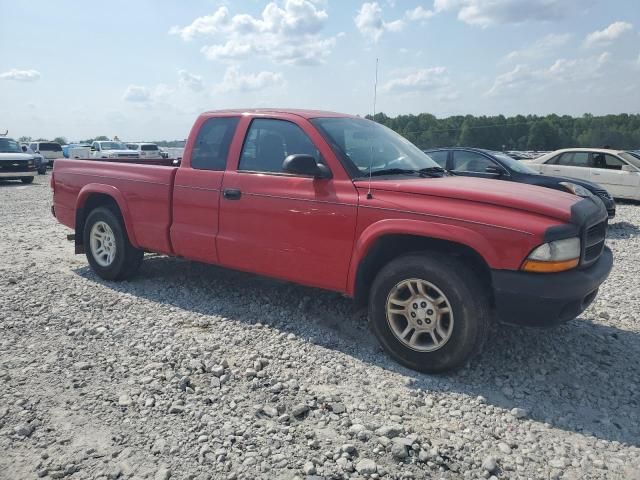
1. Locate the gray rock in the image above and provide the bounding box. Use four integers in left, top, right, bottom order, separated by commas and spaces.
375, 424, 402, 438
510, 407, 528, 419
390, 441, 408, 459
356, 459, 377, 475
154, 466, 171, 480
14, 423, 34, 437
482, 455, 498, 473
303, 461, 316, 475
291, 404, 310, 418
118, 394, 133, 407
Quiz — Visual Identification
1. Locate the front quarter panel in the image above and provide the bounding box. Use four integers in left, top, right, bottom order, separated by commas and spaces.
347, 189, 560, 296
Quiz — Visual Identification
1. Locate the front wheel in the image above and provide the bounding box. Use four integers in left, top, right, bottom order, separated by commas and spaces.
369, 253, 489, 373
21, 177, 35, 184
83, 207, 143, 281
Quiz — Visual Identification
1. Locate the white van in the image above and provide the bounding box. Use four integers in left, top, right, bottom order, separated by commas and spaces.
29, 142, 63, 164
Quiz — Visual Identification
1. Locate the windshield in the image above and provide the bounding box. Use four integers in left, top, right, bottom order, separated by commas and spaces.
311, 117, 439, 177
99, 142, 128, 150
39, 142, 62, 151
620, 152, 640, 169
0, 138, 22, 153
141, 144, 158, 151
490, 152, 538, 174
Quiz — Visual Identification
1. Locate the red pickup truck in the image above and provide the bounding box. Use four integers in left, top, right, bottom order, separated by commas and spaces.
52, 109, 613, 373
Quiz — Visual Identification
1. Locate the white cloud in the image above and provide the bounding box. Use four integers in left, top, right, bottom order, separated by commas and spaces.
405, 6, 435, 22
487, 52, 611, 96
214, 66, 284, 93
584, 21, 633, 48
123, 85, 152, 103
434, 0, 589, 27
504, 33, 572, 62
171, 1, 334, 66
0, 69, 41, 82
382, 67, 450, 93
355, 2, 404, 42
178, 70, 204, 92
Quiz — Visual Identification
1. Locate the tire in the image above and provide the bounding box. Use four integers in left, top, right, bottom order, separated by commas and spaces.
369, 252, 489, 373
83, 207, 143, 281
38, 167, 46, 175
21, 177, 34, 184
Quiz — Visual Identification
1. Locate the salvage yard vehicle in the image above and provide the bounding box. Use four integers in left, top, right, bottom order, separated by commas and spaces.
51, 109, 613, 373
525, 148, 640, 201
126, 142, 163, 160
90, 141, 139, 160
426, 147, 616, 218
1, 137, 37, 183
28, 141, 63, 166
21, 144, 47, 174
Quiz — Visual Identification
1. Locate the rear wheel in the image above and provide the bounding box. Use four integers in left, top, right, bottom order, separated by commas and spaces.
21, 177, 34, 184
83, 207, 143, 280
369, 252, 489, 373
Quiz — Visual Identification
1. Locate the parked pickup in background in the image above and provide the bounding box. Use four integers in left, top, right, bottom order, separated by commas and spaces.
90, 141, 139, 160
52, 109, 613, 373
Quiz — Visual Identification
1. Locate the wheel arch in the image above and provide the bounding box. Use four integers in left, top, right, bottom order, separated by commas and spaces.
75, 185, 139, 253
349, 220, 496, 308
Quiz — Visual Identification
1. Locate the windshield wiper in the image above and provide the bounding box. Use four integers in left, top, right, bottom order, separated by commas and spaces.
417, 166, 446, 178
368, 168, 419, 177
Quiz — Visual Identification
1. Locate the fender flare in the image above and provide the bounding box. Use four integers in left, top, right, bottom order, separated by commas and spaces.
346, 218, 499, 296
76, 183, 140, 248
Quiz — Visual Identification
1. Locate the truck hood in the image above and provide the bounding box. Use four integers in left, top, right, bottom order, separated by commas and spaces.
354, 175, 577, 222
0, 153, 34, 161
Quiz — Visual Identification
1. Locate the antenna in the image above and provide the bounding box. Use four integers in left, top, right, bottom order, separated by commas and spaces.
366, 58, 379, 200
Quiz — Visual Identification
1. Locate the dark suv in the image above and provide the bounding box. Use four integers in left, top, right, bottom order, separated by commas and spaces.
425, 147, 616, 218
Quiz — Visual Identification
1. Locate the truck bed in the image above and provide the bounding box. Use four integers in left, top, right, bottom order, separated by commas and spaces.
53, 159, 179, 255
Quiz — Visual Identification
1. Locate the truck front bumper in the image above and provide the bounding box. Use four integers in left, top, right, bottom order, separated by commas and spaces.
0, 171, 37, 178
491, 246, 613, 327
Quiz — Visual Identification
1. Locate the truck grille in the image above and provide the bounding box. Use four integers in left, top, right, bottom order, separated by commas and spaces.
583, 221, 607, 264
0, 160, 31, 172
117, 153, 139, 159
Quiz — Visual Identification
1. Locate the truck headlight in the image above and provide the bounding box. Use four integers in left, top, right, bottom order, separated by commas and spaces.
521, 237, 580, 272
559, 182, 592, 198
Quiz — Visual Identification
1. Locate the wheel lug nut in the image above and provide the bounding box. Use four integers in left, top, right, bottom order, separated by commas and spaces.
426, 319, 431, 324
417, 319, 423, 325
412, 303, 418, 309
410, 312, 416, 318
421, 302, 427, 308
427, 309, 434, 315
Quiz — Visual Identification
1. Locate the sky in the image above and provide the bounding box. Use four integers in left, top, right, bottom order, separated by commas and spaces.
1, 0, 639, 141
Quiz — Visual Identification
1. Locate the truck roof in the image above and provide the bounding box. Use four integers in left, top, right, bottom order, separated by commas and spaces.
202, 108, 358, 120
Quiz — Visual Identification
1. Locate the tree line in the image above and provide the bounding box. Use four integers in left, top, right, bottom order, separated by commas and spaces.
17, 136, 186, 147
366, 113, 640, 151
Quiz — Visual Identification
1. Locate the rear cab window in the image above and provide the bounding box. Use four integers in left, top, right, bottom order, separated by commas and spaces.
141, 144, 159, 151
191, 117, 240, 171
39, 143, 62, 152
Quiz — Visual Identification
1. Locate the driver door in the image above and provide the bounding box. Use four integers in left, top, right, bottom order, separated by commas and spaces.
217, 115, 358, 291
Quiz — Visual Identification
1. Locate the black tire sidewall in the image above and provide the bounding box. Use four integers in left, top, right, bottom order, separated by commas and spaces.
21, 177, 34, 184
369, 254, 487, 373
83, 208, 129, 281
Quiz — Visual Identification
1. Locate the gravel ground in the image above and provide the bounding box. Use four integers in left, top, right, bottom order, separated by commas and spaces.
1, 176, 639, 480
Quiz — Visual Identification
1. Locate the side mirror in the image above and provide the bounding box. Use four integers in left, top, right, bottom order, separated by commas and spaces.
621, 164, 637, 173
485, 165, 504, 177
282, 154, 331, 179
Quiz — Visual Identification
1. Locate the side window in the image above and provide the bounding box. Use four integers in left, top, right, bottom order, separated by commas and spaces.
427, 151, 448, 168
29, 143, 37, 151
451, 151, 494, 173
239, 119, 320, 173
191, 117, 240, 171
556, 152, 590, 167
592, 153, 624, 170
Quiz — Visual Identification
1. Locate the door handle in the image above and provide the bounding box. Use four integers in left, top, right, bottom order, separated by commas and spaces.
592, 172, 600, 176
223, 189, 242, 200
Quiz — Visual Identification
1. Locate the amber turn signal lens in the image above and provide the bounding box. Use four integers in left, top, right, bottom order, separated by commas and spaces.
521, 258, 579, 273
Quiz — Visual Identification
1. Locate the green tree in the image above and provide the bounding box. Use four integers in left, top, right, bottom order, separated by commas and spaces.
53, 137, 67, 145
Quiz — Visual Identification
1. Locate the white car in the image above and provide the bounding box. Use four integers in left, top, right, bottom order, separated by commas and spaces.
126, 142, 162, 159
91, 141, 139, 160
28, 141, 63, 165
524, 148, 640, 201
